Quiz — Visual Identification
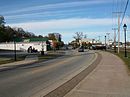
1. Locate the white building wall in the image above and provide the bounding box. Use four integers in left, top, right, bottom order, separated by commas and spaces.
0, 42, 47, 51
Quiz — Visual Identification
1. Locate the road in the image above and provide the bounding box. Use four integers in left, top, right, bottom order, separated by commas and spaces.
0, 50, 95, 97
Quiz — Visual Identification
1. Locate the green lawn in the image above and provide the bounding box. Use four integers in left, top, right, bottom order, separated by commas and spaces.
117, 51, 130, 69
108, 49, 130, 70
0, 58, 14, 65
0, 52, 63, 65
0, 55, 26, 65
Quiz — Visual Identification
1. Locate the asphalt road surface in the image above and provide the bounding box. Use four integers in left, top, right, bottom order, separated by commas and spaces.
0, 50, 95, 97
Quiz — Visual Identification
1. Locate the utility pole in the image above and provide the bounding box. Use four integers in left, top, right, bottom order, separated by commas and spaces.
118, 13, 121, 53
98, 36, 101, 42
113, 12, 122, 53
112, 28, 117, 53
106, 33, 110, 46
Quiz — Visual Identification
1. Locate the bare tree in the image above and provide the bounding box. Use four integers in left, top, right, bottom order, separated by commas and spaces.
73, 32, 83, 42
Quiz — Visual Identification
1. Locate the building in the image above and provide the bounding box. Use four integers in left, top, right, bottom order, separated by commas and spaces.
0, 37, 50, 52
79, 38, 99, 45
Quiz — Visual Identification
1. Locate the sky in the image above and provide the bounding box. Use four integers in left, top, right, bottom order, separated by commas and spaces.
0, 0, 130, 43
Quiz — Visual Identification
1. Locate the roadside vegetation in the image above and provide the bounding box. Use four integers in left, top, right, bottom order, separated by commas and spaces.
0, 58, 14, 65
0, 51, 64, 65
0, 15, 43, 43
117, 51, 130, 69
108, 49, 130, 70
0, 15, 65, 65
0, 55, 27, 65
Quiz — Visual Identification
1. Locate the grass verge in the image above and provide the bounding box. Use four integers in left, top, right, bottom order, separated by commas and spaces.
0, 59, 14, 65
117, 51, 130, 69
108, 49, 130, 70
0, 51, 64, 65
0, 55, 27, 65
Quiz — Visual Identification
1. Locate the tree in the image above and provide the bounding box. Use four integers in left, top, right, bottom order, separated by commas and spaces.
4, 26, 16, 42
88, 42, 92, 49
0, 15, 5, 26
58, 34, 62, 42
0, 26, 6, 42
57, 41, 64, 49
0, 15, 46, 42
0, 16, 6, 42
38, 35, 43, 38
73, 32, 84, 48
48, 33, 57, 41
73, 32, 83, 43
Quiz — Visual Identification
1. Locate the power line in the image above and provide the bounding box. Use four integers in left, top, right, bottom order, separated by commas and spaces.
112, 0, 129, 53
120, 0, 129, 26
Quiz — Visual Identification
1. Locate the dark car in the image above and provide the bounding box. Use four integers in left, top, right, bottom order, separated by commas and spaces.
78, 46, 84, 52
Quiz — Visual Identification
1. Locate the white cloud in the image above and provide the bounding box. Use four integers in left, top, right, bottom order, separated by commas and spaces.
8, 18, 115, 31
7, 17, 130, 43
5, 9, 87, 20
3, 0, 113, 15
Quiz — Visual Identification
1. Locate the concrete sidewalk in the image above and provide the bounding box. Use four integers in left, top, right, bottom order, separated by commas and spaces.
0, 54, 38, 72
64, 51, 130, 97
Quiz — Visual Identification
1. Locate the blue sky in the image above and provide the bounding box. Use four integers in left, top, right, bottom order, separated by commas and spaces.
0, 0, 130, 43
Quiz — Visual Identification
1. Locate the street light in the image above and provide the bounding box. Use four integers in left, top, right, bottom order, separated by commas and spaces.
105, 36, 106, 51
105, 36, 106, 46
41, 37, 44, 55
13, 34, 16, 61
123, 24, 127, 57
